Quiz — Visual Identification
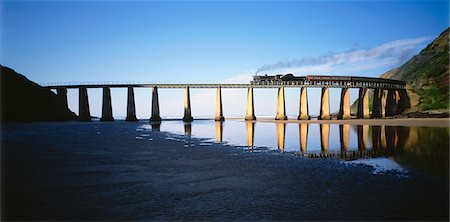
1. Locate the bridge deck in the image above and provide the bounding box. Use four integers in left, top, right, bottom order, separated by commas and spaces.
42, 82, 405, 89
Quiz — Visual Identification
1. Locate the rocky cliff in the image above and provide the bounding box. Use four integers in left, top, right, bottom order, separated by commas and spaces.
380, 27, 449, 111
1, 65, 77, 122
351, 27, 449, 114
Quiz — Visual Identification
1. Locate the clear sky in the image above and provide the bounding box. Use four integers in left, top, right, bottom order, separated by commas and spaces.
1, 0, 448, 118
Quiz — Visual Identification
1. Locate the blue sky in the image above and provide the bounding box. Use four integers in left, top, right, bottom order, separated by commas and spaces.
1, 1, 448, 118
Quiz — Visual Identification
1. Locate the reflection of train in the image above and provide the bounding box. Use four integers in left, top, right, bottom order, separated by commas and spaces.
251, 74, 405, 86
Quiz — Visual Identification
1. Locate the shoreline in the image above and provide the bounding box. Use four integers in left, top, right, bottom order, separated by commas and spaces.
147, 117, 450, 127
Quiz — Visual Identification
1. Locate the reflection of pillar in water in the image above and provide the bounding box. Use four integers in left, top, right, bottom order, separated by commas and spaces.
385, 126, 397, 149
395, 126, 410, 149
215, 121, 223, 143
339, 124, 350, 152
184, 123, 192, 136
381, 125, 387, 149
246, 121, 255, 147
320, 124, 330, 153
276, 123, 286, 152
372, 126, 382, 149
357, 125, 369, 150
299, 124, 308, 153
151, 123, 161, 131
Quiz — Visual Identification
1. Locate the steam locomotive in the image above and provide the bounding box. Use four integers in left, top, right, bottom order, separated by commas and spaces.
250, 73, 305, 84
251, 74, 405, 86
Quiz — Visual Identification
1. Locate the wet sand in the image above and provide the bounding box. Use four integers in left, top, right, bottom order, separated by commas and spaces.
1, 121, 448, 220
228, 117, 450, 127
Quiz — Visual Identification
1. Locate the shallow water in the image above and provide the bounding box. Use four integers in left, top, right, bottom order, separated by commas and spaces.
2, 121, 448, 220
139, 120, 449, 178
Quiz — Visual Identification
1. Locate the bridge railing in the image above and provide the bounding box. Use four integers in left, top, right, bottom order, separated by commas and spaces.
39, 81, 237, 87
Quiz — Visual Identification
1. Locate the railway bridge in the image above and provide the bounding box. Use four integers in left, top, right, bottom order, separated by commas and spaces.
43, 76, 409, 122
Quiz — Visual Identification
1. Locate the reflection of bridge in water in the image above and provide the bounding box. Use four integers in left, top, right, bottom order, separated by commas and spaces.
155, 121, 415, 161
146, 121, 448, 176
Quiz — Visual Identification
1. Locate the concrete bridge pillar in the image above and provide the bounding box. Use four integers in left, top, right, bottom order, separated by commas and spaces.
372, 88, 384, 118
215, 87, 224, 121
56, 88, 68, 110
56, 88, 68, 120
397, 89, 410, 114
385, 89, 398, 116
337, 88, 351, 119
126, 87, 138, 121
245, 87, 256, 120
149, 87, 161, 122
320, 124, 330, 153
275, 87, 287, 120
297, 87, 310, 120
78, 87, 91, 121
357, 88, 369, 119
319, 87, 331, 120
101, 87, 114, 121
299, 124, 308, 153
381, 90, 387, 117
183, 86, 193, 122
276, 123, 286, 152
246, 121, 255, 147
339, 124, 350, 152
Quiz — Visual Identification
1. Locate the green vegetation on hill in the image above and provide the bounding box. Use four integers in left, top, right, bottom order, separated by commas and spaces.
381, 28, 449, 110
351, 28, 449, 113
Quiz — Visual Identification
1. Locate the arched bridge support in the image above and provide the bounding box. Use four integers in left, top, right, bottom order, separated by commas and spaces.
101, 87, 114, 121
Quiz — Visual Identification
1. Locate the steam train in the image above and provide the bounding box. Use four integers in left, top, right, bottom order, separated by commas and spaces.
250, 74, 405, 86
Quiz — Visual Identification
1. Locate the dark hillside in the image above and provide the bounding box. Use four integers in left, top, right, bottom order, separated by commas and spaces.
1, 65, 76, 122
